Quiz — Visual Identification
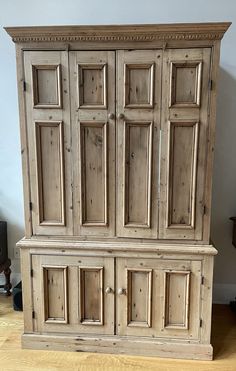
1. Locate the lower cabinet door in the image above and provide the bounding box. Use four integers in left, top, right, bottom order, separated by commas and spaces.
116, 258, 201, 339
31, 255, 115, 334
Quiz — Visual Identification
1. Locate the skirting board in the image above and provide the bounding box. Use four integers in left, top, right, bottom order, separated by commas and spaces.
22, 333, 213, 361
213, 283, 236, 304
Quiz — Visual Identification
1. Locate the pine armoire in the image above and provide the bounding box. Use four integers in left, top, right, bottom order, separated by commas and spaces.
5, 22, 230, 360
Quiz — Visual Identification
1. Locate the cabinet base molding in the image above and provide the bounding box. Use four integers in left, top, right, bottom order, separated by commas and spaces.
22, 333, 213, 360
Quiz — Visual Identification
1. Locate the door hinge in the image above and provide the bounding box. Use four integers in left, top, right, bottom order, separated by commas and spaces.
201, 276, 204, 285
23, 80, 26, 92
30, 269, 33, 277
209, 79, 213, 91
29, 201, 33, 211
200, 318, 203, 327
202, 205, 207, 215
32, 310, 36, 319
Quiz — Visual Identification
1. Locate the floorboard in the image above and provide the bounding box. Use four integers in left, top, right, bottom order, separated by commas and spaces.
0, 293, 236, 371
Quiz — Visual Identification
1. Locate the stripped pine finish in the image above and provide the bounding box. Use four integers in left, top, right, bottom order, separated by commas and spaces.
5, 22, 230, 360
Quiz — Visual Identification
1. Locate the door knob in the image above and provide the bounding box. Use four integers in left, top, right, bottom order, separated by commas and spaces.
105, 287, 113, 294
118, 113, 125, 120
108, 113, 115, 120
118, 288, 126, 295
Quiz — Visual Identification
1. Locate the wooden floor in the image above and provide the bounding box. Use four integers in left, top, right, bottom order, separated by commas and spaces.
0, 294, 236, 371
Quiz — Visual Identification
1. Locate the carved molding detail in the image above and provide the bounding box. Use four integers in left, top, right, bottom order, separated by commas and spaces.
5, 23, 231, 44
9, 32, 225, 43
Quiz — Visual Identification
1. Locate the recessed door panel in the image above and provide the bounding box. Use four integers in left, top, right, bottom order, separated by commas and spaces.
127, 269, 152, 327
124, 121, 152, 228
78, 64, 107, 108
117, 50, 162, 239
43, 266, 68, 323
159, 48, 211, 240
170, 62, 202, 107
164, 271, 190, 329
124, 63, 154, 107
79, 122, 107, 226
24, 51, 73, 236
167, 121, 199, 228
32, 64, 61, 108
79, 267, 103, 325
35, 121, 65, 226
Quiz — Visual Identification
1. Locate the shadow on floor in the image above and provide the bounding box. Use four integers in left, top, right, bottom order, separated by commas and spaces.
211, 304, 236, 360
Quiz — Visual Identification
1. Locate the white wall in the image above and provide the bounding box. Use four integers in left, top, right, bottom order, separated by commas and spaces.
0, 0, 236, 302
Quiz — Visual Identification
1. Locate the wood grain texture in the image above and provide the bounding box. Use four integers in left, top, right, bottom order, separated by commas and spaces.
9, 23, 229, 361
159, 48, 211, 240
116, 49, 161, 239
70, 50, 115, 237
24, 50, 73, 236
31, 254, 114, 335
5, 22, 231, 44
1, 296, 236, 368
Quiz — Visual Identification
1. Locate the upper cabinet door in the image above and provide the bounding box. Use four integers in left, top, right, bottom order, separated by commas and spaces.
24, 51, 73, 236
116, 50, 162, 239
159, 48, 211, 240
70, 51, 115, 237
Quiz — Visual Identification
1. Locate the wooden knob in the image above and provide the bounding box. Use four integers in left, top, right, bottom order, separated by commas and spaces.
118, 113, 125, 120
118, 288, 126, 295
108, 113, 115, 120
105, 287, 113, 294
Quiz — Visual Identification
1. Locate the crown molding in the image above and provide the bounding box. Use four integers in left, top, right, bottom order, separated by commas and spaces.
4, 22, 231, 43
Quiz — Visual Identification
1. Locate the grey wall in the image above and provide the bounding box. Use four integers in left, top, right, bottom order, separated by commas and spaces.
0, 0, 235, 302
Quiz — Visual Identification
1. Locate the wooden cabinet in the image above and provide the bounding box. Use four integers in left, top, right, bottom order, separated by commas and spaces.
6, 22, 230, 360
31, 253, 201, 340
159, 48, 212, 240
116, 257, 201, 339
32, 255, 114, 335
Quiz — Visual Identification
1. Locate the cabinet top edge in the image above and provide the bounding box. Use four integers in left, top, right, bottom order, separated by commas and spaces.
4, 22, 231, 44
16, 238, 218, 256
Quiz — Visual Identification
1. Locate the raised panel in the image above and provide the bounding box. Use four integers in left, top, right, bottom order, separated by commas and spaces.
24, 50, 73, 236
124, 122, 153, 227
43, 266, 68, 323
163, 271, 190, 329
32, 64, 61, 108
79, 122, 107, 226
124, 64, 154, 108
32, 255, 114, 335
35, 121, 65, 226
127, 269, 152, 327
79, 267, 103, 325
117, 50, 161, 239
70, 51, 115, 237
78, 64, 107, 109
170, 62, 202, 107
167, 121, 199, 228
159, 48, 211, 240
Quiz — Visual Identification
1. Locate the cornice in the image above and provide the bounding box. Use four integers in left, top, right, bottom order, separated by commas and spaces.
4, 22, 231, 43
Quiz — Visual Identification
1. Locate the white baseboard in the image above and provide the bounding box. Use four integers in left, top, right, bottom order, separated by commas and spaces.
213, 283, 236, 304
0, 271, 21, 291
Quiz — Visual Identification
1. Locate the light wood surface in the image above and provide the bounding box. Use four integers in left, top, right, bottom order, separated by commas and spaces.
0, 296, 235, 370
6, 23, 230, 360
